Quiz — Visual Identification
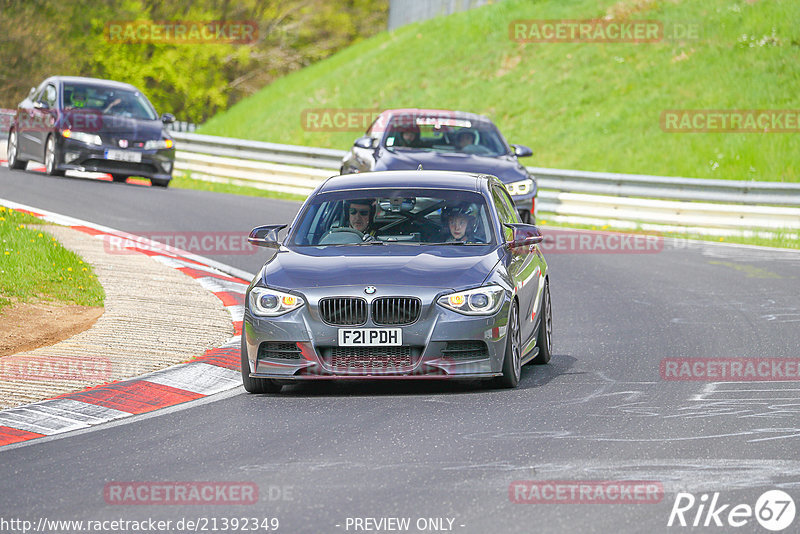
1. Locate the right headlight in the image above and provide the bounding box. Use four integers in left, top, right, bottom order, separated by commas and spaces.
249, 287, 304, 317
437, 284, 505, 316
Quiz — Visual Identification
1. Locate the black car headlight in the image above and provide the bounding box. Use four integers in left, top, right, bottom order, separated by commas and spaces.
506, 179, 533, 196
249, 287, 304, 317
437, 285, 505, 316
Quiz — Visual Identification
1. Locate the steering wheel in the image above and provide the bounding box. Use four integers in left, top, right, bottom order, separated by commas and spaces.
319, 226, 365, 245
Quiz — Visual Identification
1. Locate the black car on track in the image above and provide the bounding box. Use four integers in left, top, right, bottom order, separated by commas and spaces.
340, 109, 537, 223
6, 76, 176, 187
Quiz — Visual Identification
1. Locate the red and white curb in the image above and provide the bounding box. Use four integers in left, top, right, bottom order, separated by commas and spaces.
0, 199, 255, 448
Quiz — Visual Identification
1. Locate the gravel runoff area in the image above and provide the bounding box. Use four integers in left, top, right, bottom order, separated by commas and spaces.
0, 224, 234, 409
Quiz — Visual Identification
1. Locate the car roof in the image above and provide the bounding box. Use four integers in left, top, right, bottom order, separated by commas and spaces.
319, 170, 495, 194
48, 76, 139, 91
374, 108, 493, 124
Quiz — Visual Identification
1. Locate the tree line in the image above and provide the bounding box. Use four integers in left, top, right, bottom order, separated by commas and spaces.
0, 0, 387, 123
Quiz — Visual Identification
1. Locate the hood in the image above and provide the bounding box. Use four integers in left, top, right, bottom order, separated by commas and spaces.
375, 149, 529, 183
262, 246, 501, 291
62, 110, 165, 140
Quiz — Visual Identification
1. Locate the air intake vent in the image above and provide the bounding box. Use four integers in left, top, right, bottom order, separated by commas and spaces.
258, 342, 303, 360
441, 340, 489, 360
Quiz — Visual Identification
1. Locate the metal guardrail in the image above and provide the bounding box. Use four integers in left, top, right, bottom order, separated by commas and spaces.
169, 132, 800, 234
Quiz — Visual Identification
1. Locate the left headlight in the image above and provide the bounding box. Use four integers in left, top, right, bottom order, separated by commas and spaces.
249, 287, 304, 317
437, 284, 505, 316
506, 179, 533, 196
62, 130, 101, 146
144, 139, 174, 150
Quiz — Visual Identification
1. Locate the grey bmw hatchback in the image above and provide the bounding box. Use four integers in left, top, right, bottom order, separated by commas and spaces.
242, 170, 552, 393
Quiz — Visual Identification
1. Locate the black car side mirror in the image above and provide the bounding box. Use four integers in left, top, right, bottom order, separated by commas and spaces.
353, 136, 374, 149
511, 144, 533, 158
161, 113, 176, 124
248, 224, 287, 249
504, 223, 543, 249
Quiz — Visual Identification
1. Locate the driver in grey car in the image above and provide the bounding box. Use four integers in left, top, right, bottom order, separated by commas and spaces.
346, 199, 377, 236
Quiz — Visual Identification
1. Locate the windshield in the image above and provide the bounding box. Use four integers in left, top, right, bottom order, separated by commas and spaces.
291, 189, 495, 246
382, 115, 509, 157
63, 83, 158, 120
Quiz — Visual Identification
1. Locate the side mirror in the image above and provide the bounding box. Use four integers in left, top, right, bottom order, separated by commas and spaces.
504, 223, 543, 249
28, 87, 36, 97
248, 224, 287, 249
33, 101, 48, 110
353, 135, 374, 149
511, 144, 533, 158
161, 113, 176, 124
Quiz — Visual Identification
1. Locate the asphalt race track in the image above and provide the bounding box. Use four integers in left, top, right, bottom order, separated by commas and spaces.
2, 168, 800, 533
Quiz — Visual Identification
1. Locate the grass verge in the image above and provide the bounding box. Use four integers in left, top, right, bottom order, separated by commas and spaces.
199, 0, 800, 182
0, 206, 105, 312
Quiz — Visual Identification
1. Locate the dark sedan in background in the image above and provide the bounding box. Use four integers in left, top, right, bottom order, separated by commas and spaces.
6, 76, 176, 187
242, 170, 553, 393
340, 109, 537, 223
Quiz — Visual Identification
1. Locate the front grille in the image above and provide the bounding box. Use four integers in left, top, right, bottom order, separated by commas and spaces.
320, 346, 421, 372
441, 340, 489, 360
372, 297, 421, 326
258, 341, 302, 360
319, 297, 368, 326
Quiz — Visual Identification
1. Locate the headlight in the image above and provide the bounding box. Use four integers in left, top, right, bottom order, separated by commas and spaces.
62, 130, 101, 146
144, 139, 174, 150
506, 179, 533, 196
249, 287, 304, 317
437, 285, 505, 315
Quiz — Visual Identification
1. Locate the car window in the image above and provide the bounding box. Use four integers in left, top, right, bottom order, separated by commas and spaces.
43, 85, 57, 107
382, 116, 508, 157
291, 189, 494, 247
492, 185, 520, 241
62, 83, 158, 120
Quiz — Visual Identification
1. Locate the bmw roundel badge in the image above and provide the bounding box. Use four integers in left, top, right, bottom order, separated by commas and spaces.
364, 286, 376, 295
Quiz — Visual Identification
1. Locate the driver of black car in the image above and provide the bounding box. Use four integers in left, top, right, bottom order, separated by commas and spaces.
454, 129, 476, 151
392, 123, 421, 148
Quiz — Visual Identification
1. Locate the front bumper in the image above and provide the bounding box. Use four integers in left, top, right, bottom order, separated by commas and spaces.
56, 137, 174, 180
243, 285, 511, 380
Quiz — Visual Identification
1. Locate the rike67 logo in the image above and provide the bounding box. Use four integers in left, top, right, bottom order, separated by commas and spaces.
668, 490, 796, 531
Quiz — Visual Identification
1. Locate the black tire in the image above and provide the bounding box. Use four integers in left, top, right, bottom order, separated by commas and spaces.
150, 178, 170, 188
111, 174, 127, 183
44, 135, 65, 176
7, 129, 27, 170
240, 336, 283, 394
495, 300, 522, 388
531, 278, 552, 364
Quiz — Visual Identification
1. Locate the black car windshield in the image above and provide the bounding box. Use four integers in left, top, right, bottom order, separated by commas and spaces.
292, 189, 495, 247
382, 116, 508, 157
63, 83, 158, 120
